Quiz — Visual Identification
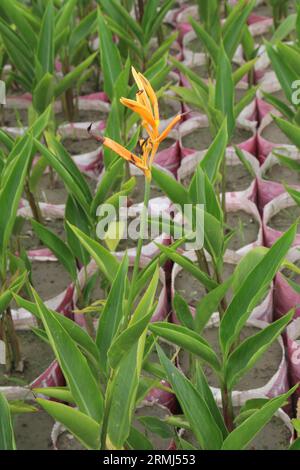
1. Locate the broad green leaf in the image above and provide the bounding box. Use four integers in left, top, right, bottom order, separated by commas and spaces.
157, 345, 223, 450
36, 399, 100, 450
215, 46, 234, 138
108, 268, 159, 369
220, 223, 297, 356
194, 363, 228, 439
225, 310, 294, 389
223, 0, 255, 60
221, 385, 298, 450
68, 223, 119, 283
272, 115, 300, 149
199, 118, 228, 183
31, 219, 77, 281
54, 53, 97, 98
97, 8, 122, 101
150, 322, 221, 372
37, 0, 54, 75
173, 291, 194, 330
0, 392, 16, 450
0, 135, 32, 272
96, 254, 128, 374
65, 196, 90, 266
195, 276, 232, 333
190, 17, 219, 65
33, 387, 74, 404
32, 289, 103, 422
156, 244, 217, 291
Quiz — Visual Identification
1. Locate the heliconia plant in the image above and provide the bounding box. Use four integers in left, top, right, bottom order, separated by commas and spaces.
0, 0, 97, 122
97, 0, 177, 71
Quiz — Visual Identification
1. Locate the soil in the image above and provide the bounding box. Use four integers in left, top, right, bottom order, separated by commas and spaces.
225, 164, 254, 192
180, 325, 282, 390
159, 98, 181, 121
158, 137, 176, 152
268, 205, 300, 232
56, 431, 85, 450
265, 163, 300, 186
181, 127, 252, 150
174, 261, 235, 308
2, 106, 106, 128
62, 136, 100, 155
261, 121, 291, 145
14, 411, 54, 450
182, 163, 253, 192
36, 174, 68, 205
20, 218, 65, 251
185, 38, 204, 54
31, 260, 71, 300
225, 210, 259, 251
133, 403, 172, 450
0, 330, 54, 386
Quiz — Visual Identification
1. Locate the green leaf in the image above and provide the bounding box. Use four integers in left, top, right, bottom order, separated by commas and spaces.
55, 0, 77, 36
221, 385, 298, 450
225, 310, 294, 389
127, 426, 153, 450
150, 322, 221, 372
68, 223, 119, 283
14, 294, 101, 369
0, 392, 16, 450
54, 52, 97, 98
266, 42, 298, 104
33, 73, 54, 114
156, 244, 217, 291
220, 223, 297, 356
97, 8, 122, 101
194, 362, 228, 439
65, 196, 90, 266
37, 0, 54, 75
108, 268, 159, 369
33, 139, 91, 215
147, 32, 178, 68
96, 254, 128, 375
190, 17, 219, 65
0, 135, 32, 272
157, 345, 223, 450
31, 219, 77, 281
195, 276, 232, 333
199, 119, 228, 183
173, 291, 194, 330
272, 115, 300, 149
33, 387, 74, 404
32, 289, 103, 423
222, 0, 255, 61
215, 46, 234, 138
36, 399, 100, 450
270, 14, 297, 43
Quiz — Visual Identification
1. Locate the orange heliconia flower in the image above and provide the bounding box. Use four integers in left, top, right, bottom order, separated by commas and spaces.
89, 68, 183, 180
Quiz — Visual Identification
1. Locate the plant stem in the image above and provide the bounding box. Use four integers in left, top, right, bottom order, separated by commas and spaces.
127, 177, 151, 319
0, 307, 22, 373
221, 156, 227, 223
25, 181, 43, 223
221, 383, 234, 432
137, 0, 144, 22
195, 248, 211, 280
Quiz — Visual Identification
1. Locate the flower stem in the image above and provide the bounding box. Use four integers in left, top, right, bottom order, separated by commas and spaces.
221, 383, 234, 432
127, 176, 151, 318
